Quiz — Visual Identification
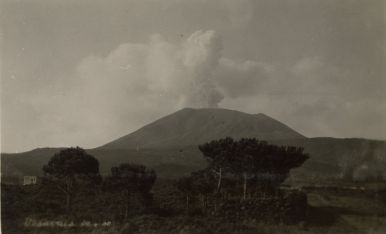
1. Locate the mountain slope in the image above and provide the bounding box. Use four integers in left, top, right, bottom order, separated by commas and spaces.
100, 108, 305, 150
2, 108, 385, 181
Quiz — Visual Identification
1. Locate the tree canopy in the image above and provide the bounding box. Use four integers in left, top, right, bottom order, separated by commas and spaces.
199, 137, 309, 197
42, 147, 101, 212
107, 163, 156, 194
43, 147, 100, 179
105, 163, 156, 219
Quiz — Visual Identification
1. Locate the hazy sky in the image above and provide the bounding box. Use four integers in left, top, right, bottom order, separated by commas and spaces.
1, 0, 385, 152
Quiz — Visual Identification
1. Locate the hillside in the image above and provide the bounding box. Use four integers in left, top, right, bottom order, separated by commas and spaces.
2, 108, 385, 180
100, 108, 306, 150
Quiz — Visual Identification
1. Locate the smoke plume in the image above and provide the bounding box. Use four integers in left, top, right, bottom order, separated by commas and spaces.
77, 30, 226, 110
48, 30, 269, 147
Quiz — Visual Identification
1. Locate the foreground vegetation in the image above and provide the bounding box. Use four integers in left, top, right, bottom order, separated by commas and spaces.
3, 182, 386, 234
2, 138, 386, 233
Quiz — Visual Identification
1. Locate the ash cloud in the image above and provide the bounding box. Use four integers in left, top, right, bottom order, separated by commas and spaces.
77, 30, 227, 109
75, 30, 269, 111
181, 30, 224, 108
51, 30, 269, 148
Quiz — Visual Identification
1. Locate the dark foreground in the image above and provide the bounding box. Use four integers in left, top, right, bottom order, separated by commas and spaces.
3, 181, 386, 234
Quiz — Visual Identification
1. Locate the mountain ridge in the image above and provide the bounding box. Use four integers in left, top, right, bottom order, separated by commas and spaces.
99, 108, 306, 150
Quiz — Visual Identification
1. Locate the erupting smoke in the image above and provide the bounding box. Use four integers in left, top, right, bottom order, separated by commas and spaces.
77, 30, 226, 110
44, 30, 271, 147
182, 30, 224, 108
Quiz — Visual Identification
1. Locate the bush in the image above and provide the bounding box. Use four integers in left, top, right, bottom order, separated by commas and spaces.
213, 190, 308, 224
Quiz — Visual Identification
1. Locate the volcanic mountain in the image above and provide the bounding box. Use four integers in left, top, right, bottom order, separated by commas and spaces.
100, 108, 305, 150
2, 108, 386, 181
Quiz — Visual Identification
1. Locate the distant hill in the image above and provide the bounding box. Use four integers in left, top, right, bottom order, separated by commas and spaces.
271, 137, 386, 181
2, 108, 386, 181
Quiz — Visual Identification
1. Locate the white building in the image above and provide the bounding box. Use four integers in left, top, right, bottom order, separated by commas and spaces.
23, 176, 38, 185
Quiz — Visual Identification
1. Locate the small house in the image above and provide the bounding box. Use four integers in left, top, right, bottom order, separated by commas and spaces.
23, 176, 38, 185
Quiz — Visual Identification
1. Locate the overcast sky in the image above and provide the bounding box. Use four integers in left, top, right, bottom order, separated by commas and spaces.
1, 0, 385, 152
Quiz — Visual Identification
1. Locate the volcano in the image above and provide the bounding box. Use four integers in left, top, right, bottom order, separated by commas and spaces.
2, 108, 385, 180
100, 108, 305, 150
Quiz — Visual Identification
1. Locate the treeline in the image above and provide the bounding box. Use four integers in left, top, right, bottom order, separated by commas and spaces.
2, 138, 309, 233
173, 138, 309, 221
